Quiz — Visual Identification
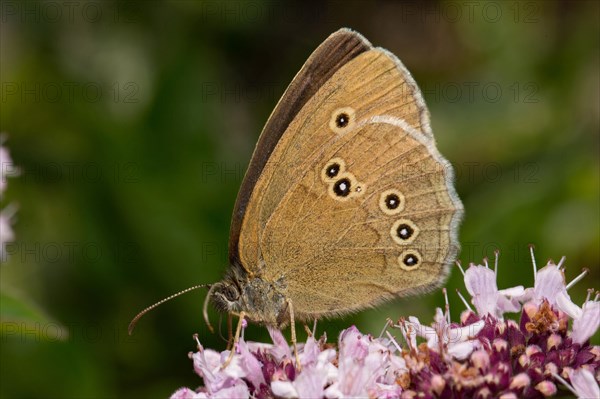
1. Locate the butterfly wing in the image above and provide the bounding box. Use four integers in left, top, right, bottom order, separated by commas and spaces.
232, 29, 439, 277
260, 118, 462, 318
229, 28, 371, 267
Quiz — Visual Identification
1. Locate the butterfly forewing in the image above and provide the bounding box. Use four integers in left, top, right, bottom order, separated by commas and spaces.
236, 43, 439, 274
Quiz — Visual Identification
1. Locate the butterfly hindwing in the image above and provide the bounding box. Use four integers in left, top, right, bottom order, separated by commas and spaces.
260, 118, 461, 318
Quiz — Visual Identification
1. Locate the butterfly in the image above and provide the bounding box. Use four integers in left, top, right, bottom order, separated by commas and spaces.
130, 28, 463, 368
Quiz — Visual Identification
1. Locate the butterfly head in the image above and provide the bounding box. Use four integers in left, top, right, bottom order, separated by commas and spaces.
209, 266, 288, 327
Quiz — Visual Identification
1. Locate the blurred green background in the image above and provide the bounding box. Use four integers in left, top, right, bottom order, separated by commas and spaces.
1, 1, 598, 398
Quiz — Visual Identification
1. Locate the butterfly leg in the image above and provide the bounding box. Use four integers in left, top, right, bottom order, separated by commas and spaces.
286, 299, 301, 370
221, 311, 245, 369
303, 324, 312, 337
303, 318, 318, 337
226, 312, 234, 351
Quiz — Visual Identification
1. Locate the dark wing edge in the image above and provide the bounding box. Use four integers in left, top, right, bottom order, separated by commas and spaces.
228, 28, 372, 264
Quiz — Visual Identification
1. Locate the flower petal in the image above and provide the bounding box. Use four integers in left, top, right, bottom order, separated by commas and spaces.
300, 336, 320, 367
448, 340, 478, 360
267, 326, 292, 361
271, 380, 298, 398
294, 366, 327, 398
465, 266, 499, 316
571, 300, 600, 345
169, 388, 200, 399
498, 286, 525, 297
465, 265, 498, 297
237, 338, 265, 388
496, 295, 521, 314
339, 326, 369, 360
569, 368, 600, 399
533, 264, 566, 305
556, 291, 583, 319
369, 382, 403, 399
212, 381, 250, 399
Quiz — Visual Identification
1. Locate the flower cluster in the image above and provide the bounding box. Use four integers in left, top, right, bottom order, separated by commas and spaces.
0, 134, 19, 260
172, 253, 599, 399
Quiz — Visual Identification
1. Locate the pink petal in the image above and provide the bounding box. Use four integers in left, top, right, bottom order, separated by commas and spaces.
267, 326, 292, 361
464, 265, 498, 296
472, 293, 500, 317
498, 286, 525, 297
169, 388, 198, 399
191, 350, 223, 391
212, 381, 249, 399
516, 288, 534, 303
271, 381, 298, 398
556, 291, 582, 319
294, 367, 327, 398
571, 301, 600, 345
300, 336, 320, 367
324, 382, 344, 399
496, 295, 521, 314
534, 264, 566, 305
447, 320, 485, 344
407, 316, 435, 341
464, 266, 499, 316
339, 326, 369, 360
237, 338, 265, 388
369, 382, 403, 399
219, 351, 245, 380
382, 355, 407, 385
317, 350, 339, 384
569, 368, 600, 399
448, 340, 478, 360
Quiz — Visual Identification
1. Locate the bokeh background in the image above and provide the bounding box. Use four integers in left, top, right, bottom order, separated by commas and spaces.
1, 1, 598, 398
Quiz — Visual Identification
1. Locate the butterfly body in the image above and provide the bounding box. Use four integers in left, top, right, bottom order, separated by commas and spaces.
211, 265, 288, 327
209, 28, 463, 329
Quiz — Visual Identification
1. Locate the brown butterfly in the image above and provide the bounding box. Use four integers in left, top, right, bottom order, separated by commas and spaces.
130, 28, 463, 367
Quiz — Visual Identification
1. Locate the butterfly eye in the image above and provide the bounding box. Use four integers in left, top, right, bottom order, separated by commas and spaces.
329, 107, 355, 134
379, 189, 405, 215
223, 285, 239, 302
398, 251, 421, 270
390, 219, 419, 245
333, 178, 351, 197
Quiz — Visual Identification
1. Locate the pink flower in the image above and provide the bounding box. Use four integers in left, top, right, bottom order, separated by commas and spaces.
406, 308, 485, 360
324, 326, 399, 398
462, 259, 524, 319
170, 251, 598, 398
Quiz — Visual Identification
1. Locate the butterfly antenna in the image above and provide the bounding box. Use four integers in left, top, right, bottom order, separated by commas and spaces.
203, 284, 218, 333
128, 284, 211, 335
